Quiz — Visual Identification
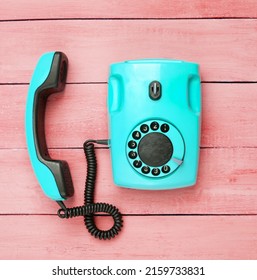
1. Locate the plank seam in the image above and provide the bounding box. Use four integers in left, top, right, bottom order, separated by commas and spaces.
1, 81, 257, 86
1, 147, 257, 150
0, 213, 257, 216
1, 17, 257, 22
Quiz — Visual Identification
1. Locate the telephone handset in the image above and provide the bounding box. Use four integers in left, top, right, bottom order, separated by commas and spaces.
26, 52, 201, 240
25, 52, 74, 201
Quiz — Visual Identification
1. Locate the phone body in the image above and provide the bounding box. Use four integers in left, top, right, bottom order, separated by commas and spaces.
108, 59, 201, 190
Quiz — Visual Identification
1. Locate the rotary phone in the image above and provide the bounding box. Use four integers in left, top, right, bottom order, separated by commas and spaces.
25, 51, 201, 240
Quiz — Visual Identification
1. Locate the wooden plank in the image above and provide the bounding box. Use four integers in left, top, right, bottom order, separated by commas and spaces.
1, 84, 257, 149
1, 0, 257, 20
1, 148, 256, 214
0, 20, 257, 83
0, 215, 256, 259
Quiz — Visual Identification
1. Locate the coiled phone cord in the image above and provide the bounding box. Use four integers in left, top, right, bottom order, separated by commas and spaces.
57, 140, 123, 240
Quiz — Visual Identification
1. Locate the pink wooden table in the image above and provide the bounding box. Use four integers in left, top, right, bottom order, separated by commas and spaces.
0, 0, 257, 259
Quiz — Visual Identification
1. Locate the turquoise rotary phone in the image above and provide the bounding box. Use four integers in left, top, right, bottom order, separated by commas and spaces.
108, 59, 201, 189
25, 52, 201, 240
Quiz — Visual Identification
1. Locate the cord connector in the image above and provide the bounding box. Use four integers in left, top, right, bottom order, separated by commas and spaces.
84, 139, 110, 149
95, 139, 109, 146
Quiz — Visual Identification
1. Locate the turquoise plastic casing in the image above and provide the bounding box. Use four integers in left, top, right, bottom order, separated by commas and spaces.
107, 59, 201, 190
25, 52, 64, 201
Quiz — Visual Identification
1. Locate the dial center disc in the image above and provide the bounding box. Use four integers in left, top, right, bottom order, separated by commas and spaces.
138, 132, 173, 167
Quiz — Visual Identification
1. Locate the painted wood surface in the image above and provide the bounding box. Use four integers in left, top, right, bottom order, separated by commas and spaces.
0, 20, 257, 83
1, 84, 257, 149
0, 1, 256, 260
1, 0, 257, 20
1, 216, 257, 260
